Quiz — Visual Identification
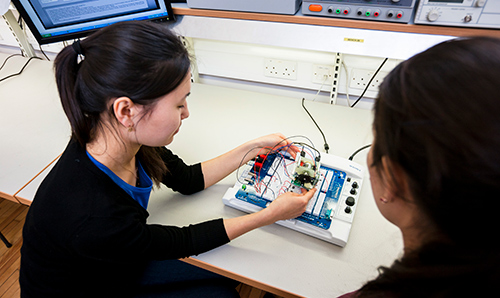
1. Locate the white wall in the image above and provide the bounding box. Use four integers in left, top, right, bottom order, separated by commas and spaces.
0, 7, 63, 58
190, 38, 402, 108
2, 9, 438, 109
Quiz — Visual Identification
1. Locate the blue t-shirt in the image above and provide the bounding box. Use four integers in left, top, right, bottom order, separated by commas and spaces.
86, 152, 153, 209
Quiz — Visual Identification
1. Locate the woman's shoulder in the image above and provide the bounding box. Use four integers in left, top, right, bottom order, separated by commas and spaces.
34, 140, 142, 212
337, 290, 358, 298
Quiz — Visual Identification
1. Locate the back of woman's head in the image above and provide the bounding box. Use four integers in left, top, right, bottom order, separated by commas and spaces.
363, 36, 500, 297
55, 20, 191, 146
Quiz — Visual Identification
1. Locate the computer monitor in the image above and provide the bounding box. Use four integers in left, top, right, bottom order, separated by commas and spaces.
11, 0, 175, 45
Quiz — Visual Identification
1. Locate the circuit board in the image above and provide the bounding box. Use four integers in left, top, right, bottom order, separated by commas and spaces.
223, 147, 365, 246
233, 152, 346, 230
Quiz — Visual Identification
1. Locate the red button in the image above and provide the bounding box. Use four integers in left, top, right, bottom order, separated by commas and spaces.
309, 4, 323, 12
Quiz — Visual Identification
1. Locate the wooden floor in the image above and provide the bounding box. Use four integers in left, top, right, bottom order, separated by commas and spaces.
0, 199, 27, 298
0, 198, 278, 298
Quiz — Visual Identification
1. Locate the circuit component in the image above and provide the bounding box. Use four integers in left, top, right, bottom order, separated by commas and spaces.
253, 154, 266, 172
291, 151, 321, 190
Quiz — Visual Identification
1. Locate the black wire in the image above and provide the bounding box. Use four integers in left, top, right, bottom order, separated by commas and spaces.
0, 57, 42, 83
283, 134, 316, 150
301, 98, 330, 153
293, 141, 322, 159
17, 16, 45, 60
350, 58, 388, 108
348, 144, 371, 161
39, 44, 50, 61
0, 54, 23, 71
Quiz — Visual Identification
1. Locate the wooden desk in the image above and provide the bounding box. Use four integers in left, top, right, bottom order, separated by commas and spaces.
0, 54, 402, 297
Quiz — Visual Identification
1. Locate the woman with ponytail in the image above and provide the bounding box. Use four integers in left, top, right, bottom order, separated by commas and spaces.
340, 36, 500, 297
20, 21, 315, 298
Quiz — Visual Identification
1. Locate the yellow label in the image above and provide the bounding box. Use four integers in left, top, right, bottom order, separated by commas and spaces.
344, 38, 364, 43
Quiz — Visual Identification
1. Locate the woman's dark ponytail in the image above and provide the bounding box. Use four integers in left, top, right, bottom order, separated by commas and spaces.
54, 43, 92, 146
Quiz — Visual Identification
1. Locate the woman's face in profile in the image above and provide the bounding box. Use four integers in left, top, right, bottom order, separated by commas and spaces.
133, 72, 192, 147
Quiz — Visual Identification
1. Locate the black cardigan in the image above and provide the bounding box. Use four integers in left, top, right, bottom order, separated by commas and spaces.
20, 141, 230, 298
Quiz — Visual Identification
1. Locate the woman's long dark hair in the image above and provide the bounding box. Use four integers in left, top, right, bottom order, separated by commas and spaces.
54, 21, 191, 186
359, 36, 500, 297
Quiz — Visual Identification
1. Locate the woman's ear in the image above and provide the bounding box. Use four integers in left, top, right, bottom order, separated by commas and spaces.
112, 97, 137, 129
380, 156, 411, 203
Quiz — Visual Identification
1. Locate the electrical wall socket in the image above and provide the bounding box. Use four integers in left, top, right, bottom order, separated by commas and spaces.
312, 64, 334, 84
350, 68, 388, 91
264, 58, 297, 80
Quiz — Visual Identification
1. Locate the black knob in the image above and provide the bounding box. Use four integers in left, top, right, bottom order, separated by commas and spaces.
350, 188, 357, 195
352, 181, 358, 188
345, 206, 352, 213
346, 196, 355, 206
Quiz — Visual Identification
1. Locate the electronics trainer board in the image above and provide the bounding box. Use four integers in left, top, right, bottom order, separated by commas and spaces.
222, 147, 364, 247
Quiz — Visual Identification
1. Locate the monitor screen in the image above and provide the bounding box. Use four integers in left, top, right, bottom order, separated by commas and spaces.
12, 0, 175, 45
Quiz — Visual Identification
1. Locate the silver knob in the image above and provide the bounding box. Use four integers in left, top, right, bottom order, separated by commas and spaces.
475, 0, 486, 7
427, 9, 440, 22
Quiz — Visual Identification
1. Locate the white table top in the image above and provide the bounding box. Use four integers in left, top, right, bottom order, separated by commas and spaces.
146, 83, 402, 297
0, 53, 70, 202
0, 53, 402, 297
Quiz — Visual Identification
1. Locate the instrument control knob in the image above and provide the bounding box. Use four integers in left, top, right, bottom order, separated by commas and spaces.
427, 9, 440, 22
346, 196, 355, 206
464, 14, 472, 23
475, 0, 486, 7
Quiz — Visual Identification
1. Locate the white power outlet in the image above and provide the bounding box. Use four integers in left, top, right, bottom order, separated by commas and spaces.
264, 58, 297, 80
312, 64, 334, 84
350, 68, 388, 91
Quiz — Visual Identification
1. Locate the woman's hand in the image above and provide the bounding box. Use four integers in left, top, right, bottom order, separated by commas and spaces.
248, 133, 299, 159
223, 188, 317, 240
263, 188, 317, 223
201, 133, 298, 189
